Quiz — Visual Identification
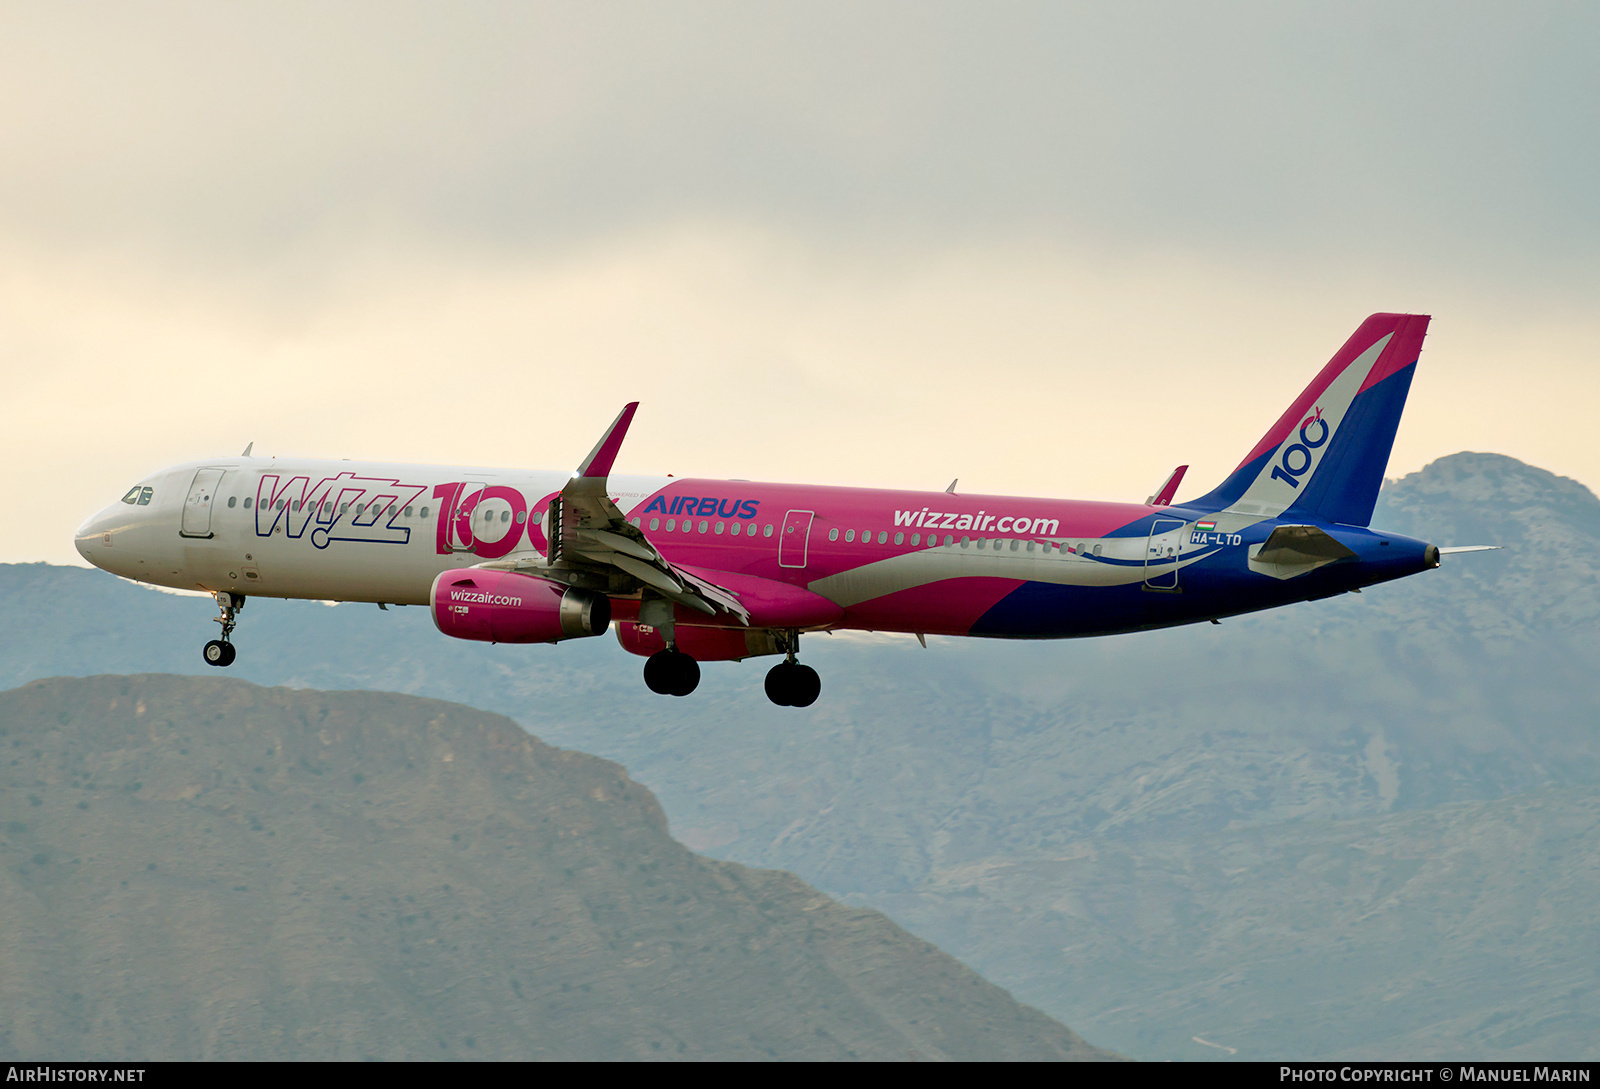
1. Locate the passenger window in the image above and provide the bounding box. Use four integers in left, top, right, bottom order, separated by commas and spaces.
1076, 542, 1085, 554
698, 520, 708, 533
500, 510, 510, 523
1025, 541, 1034, 552
341, 503, 349, 514
960, 537, 970, 547
714, 522, 724, 534
910, 533, 920, 545
894, 532, 904, 545
1093, 544, 1103, 556
878, 531, 888, 544
1010, 540, 1020, 552
845, 529, 855, 542
420, 506, 429, 518
729, 522, 740, 536
829, 528, 839, 541
976, 539, 986, 550
244, 498, 252, 509
227, 497, 236, 508
650, 518, 660, 531
275, 499, 285, 511
665, 518, 675, 530
764, 524, 774, 538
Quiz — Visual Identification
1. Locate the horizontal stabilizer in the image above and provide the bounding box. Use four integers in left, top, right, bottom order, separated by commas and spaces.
1248, 524, 1357, 580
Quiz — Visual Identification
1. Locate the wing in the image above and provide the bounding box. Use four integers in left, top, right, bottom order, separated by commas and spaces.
476, 404, 750, 624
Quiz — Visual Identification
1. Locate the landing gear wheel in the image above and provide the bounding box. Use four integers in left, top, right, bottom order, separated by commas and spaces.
765, 661, 820, 706
643, 650, 675, 694
668, 653, 700, 697
207, 592, 244, 668
789, 664, 820, 707
765, 661, 796, 705
644, 650, 700, 697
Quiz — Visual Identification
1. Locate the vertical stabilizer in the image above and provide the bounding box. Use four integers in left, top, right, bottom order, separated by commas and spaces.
1190, 313, 1430, 526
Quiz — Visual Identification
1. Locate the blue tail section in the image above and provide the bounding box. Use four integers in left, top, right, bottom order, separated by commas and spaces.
1189, 314, 1430, 527
1289, 362, 1417, 526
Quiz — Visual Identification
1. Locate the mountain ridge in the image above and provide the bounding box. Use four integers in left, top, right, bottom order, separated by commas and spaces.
0, 673, 1112, 1061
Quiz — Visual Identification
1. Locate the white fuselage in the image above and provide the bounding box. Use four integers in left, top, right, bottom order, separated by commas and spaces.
76, 456, 670, 605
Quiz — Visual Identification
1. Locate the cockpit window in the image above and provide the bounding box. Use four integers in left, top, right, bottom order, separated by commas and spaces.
121, 486, 153, 506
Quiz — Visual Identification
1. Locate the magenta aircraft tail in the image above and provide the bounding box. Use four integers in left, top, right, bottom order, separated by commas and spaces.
1188, 313, 1431, 527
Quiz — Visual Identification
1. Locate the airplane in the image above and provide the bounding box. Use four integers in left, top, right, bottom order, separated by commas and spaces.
75, 313, 1487, 707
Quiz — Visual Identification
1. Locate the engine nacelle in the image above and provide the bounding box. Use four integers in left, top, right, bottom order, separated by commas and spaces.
615, 621, 781, 661
430, 569, 610, 644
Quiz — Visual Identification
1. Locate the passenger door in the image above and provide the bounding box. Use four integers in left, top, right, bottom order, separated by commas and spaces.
1144, 517, 1185, 590
778, 510, 815, 569
179, 468, 228, 538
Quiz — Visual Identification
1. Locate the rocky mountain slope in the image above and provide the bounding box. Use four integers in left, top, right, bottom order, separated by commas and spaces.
0, 674, 1108, 1060
8, 451, 1598, 1059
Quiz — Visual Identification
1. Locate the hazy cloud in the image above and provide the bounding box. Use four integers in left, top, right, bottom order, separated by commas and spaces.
5, 2, 1599, 564
1, 2, 1595, 277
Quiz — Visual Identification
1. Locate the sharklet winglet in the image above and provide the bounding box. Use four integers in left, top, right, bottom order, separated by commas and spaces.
1147, 464, 1188, 506
576, 403, 639, 479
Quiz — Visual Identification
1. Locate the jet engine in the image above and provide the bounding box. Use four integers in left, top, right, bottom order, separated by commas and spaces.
430, 568, 610, 644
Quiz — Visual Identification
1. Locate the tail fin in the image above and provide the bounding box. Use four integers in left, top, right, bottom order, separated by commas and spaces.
1190, 313, 1430, 527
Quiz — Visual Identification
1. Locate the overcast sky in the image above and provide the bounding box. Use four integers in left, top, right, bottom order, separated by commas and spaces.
5, 2, 1598, 563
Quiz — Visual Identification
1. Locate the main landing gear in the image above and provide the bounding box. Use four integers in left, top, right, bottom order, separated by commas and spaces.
202, 591, 244, 668
639, 629, 822, 707
643, 649, 700, 697
764, 632, 820, 708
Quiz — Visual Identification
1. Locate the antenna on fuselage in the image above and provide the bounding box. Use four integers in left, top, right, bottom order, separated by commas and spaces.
240, 442, 254, 457
945, 479, 958, 494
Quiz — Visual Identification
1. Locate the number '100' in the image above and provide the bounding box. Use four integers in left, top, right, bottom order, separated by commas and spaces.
1270, 414, 1329, 488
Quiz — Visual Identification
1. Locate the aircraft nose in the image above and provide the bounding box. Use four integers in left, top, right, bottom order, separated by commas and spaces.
74, 506, 116, 566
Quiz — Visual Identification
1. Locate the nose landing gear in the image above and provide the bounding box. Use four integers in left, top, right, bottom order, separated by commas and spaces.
764, 631, 820, 707
203, 592, 244, 668
643, 649, 700, 697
